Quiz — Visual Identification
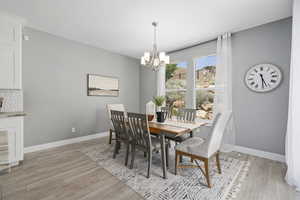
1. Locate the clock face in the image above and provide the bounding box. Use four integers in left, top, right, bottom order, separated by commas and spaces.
245, 64, 282, 92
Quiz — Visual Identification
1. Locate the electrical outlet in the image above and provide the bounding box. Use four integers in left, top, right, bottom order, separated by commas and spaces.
71, 128, 76, 133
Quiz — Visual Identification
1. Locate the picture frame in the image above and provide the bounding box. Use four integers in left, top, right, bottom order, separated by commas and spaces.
87, 74, 119, 97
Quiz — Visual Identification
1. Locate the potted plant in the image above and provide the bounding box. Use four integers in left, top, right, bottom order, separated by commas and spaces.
153, 96, 166, 123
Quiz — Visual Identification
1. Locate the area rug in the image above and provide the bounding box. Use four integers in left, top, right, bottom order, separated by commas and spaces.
82, 143, 250, 200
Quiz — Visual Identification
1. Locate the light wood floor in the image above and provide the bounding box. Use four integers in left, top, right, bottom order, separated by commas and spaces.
0, 137, 298, 200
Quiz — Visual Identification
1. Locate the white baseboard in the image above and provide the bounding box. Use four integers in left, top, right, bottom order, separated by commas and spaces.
24, 132, 285, 163
234, 145, 285, 163
24, 132, 109, 154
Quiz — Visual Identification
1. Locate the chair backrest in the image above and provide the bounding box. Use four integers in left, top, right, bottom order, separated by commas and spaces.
106, 104, 126, 127
110, 110, 130, 141
177, 108, 196, 122
207, 111, 232, 157
161, 106, 172, 119
127, 112, 151, 150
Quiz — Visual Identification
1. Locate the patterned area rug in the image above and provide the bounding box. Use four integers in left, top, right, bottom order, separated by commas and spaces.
82, 143, 250, 200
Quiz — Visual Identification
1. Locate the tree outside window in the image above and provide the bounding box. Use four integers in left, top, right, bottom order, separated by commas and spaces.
195, 55, 216, 120
165, 62, 187, 115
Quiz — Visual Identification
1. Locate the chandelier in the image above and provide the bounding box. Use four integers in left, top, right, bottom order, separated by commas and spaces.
141, 22, 170, 71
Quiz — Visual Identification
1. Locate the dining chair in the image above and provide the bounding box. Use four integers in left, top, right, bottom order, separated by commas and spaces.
177, 108, 197, 123
161, 106, 172, 120
110, 110, 131, 166
166, 108, 197, 143
106, 104, 126, 144
175, 111, 232, 188
127, 112, 169, 178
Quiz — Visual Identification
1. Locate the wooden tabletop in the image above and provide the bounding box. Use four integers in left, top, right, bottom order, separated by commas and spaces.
149, 121, 191, 136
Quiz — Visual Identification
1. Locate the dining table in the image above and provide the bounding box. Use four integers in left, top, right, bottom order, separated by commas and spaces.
148, 119, 206, 179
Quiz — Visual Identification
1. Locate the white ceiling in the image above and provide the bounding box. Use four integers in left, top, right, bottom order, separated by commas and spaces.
0, 0, 292, 58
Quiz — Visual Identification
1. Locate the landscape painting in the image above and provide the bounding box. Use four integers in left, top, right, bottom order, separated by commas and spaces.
87, 74, 119, 96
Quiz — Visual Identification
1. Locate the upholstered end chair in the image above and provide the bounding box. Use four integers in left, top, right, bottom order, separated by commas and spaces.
175, 111, 232, 188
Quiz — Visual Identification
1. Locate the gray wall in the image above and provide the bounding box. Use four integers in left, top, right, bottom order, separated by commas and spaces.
23, 27, 140, 147
139, 18, 292, 155
139, 66, 157, 113
233, 18, 291, 155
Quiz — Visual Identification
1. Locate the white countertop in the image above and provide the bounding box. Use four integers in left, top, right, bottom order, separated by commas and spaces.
0, 112, 26, 118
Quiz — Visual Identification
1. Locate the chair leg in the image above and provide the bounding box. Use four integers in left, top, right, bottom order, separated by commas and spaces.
125, 143, 130, 166
175, 151, 179, 175
144, 152, 147, 157
180, 155, 183, 163
113, 141, 119, 159
204, 159, 211, 188
190, 131, 193, 137
109, 129, 113, 144
117, 142, 121, 154
165, 144, 169, 168
130, 145, 136, 169
216, 152, 221, 174
147, 151, 152, 178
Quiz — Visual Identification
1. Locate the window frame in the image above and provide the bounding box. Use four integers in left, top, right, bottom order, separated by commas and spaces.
164, 55, 217, 123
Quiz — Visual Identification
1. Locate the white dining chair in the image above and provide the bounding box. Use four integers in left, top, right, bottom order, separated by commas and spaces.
106, 104, 126, 144
175, 111, 232, 188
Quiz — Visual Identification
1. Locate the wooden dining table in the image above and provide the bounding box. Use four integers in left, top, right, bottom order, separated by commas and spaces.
148, 120, 206, 179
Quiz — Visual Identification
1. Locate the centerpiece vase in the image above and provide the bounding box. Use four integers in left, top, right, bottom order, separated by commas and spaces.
156, 106, 165, 123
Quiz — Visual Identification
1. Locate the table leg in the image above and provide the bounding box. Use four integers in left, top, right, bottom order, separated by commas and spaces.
160, 132, 167, 179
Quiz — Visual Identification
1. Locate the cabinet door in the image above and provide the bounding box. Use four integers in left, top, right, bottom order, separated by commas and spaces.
0, 46, 16, 88
0, 19, 22, 89
0, 117, 23, 165
0, 128, 17, 164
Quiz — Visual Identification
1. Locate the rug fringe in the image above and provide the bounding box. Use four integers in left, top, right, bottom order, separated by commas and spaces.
225, 161, 251, 200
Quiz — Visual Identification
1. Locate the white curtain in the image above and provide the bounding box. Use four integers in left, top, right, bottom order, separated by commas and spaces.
157, 64, 166, 97
285, 0, 300, 191
215, 33, 236, 152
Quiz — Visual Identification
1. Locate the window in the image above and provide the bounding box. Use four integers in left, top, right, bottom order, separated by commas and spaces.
195, 55, 216, 120
165, 62, 187, 113
164, 55, 216, 121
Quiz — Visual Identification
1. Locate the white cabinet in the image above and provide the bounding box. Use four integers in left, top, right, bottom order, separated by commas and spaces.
0, 117, 24, 165
0, 15, 23, 89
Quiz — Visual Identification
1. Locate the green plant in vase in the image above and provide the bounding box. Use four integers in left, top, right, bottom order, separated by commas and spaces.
152, 96, 166, 122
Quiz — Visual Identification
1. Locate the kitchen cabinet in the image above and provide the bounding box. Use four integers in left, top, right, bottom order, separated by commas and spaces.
0, 117, 24, 165
0, 14, 24, 89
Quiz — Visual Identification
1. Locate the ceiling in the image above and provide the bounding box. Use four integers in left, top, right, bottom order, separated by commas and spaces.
0, 0, 292, 58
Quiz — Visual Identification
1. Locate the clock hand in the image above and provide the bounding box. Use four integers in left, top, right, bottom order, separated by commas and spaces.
263, 79, 268, 87
259, 74, 264, 89
260, 74, 268, 88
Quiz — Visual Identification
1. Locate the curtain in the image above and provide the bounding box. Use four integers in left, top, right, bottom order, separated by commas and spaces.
156, 64, 166, 97
215, 33, 236, 152
285, 0, 300, 191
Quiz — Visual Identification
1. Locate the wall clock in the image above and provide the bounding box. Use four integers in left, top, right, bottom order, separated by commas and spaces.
245, 64, 282, 92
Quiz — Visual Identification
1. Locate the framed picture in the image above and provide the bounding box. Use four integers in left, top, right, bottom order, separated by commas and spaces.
87, 74, 119, 96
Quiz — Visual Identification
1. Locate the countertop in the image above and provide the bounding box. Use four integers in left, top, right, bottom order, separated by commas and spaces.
0, 112, 26, 118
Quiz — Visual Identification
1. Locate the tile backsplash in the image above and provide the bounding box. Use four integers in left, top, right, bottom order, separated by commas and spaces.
0, 90, 23, 112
